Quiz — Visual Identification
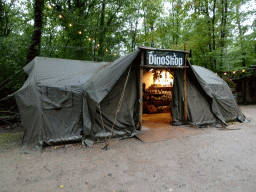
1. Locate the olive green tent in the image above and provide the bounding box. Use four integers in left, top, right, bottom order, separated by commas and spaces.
15, 48, 246, 148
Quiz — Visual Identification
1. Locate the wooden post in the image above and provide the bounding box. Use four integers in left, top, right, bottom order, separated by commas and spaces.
184, 44, 187, 124
139, 51, 144, 130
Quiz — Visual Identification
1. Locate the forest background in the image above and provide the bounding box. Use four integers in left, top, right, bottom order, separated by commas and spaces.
0, 0, 256, 109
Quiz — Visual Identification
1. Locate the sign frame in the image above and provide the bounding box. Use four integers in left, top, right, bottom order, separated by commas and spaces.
146, 50, 185, 67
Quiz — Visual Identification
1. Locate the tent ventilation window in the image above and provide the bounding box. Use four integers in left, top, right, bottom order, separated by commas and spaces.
41, 86, 73, 109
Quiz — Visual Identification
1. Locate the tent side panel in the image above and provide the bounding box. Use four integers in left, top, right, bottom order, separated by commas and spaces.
92, 67, 139, 138
186, 69, 218, 126
15, 84, 42, 146
210, 84, 246, 122
192, 65, 246, 124
39, 86, 83, 145
82, 50, 141, 138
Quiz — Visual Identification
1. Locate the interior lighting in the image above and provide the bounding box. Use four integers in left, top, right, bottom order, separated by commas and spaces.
154, 71, 171, 86
59, 15, 63, 19
149, 69, 153, 72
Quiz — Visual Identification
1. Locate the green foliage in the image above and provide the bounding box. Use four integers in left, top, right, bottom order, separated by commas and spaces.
0, 133, 23, 151
0, 0, 33, 98
0, 133, 22, 144
222, 75, 237, 88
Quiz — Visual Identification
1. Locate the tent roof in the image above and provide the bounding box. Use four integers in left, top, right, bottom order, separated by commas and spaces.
192, 65, 223, 85
25, 57, 109, 87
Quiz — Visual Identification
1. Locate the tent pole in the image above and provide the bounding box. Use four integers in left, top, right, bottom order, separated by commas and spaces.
184, 44, 187, 124
139, 51, 144, 131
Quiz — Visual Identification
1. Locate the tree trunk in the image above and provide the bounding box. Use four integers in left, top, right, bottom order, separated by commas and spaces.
0, 0, 4, 37
220, 0, 225, 71
98, 0, 106, 61
171, 1, 175, 44
94, 12, 100, 61
26, 0, 44, 64
131, 20, 138, 51
176, 14, 179, 45
205, 0, 213, 70
236, 2, 245, 67
212, 0, 216, 70
62, 40, 70, 59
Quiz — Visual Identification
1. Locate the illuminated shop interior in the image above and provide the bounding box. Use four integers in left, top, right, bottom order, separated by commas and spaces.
142, 68, 174, 116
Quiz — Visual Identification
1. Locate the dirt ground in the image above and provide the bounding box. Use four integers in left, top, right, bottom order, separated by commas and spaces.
1, 105, 256, 192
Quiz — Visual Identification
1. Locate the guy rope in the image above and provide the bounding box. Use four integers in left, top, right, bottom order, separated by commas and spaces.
99, 64, 133, 150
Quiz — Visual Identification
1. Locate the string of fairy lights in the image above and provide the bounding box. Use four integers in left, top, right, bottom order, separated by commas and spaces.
223, 69, 246, 75
46, 4, 136, 55
214, 69, 248, 77
46, 4, 253, 74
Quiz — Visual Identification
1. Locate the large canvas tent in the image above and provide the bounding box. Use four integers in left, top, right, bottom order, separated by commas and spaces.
15, 47, 246, 148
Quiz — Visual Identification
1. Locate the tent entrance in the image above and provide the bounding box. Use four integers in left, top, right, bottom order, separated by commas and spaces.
138, 47, 190, 130
141, 68, 174, 128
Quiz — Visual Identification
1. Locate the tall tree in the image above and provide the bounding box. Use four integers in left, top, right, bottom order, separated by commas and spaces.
26, 0, 45, 63
212, 0, 217, 70
219, 0, 228, 71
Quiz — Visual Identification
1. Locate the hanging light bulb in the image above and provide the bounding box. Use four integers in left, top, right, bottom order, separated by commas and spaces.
224, 72, 227, 75
59, 15, 62, 19
233, 71, 236, 74
88, 38, 92, 41
242, 69, 245, 72
78, 31, 82, 34
106, 49, 108, 52
97, 44, 100, 47
48, 5, 52, 9
69, 23, 72, 27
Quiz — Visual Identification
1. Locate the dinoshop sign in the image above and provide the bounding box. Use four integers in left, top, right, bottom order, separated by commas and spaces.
146, 51, 185, 67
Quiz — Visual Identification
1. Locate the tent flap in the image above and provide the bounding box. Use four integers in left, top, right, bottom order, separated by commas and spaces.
82, 50, 141, 141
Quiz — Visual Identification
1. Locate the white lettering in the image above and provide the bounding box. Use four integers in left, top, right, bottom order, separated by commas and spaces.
169, 56, 172, 65
179, 58, 182, 66
161, 57, 165, 65
149, 54, 154, 64
157, 57, 161, 65
175, 58, 179, 65
147, 52, 183, 66
166, 55, 170, 65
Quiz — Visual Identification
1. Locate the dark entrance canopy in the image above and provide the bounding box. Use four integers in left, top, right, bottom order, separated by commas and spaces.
15, 48, 246, 147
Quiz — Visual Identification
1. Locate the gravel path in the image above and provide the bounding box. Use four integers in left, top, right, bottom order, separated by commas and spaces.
0, 105, 256, 192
